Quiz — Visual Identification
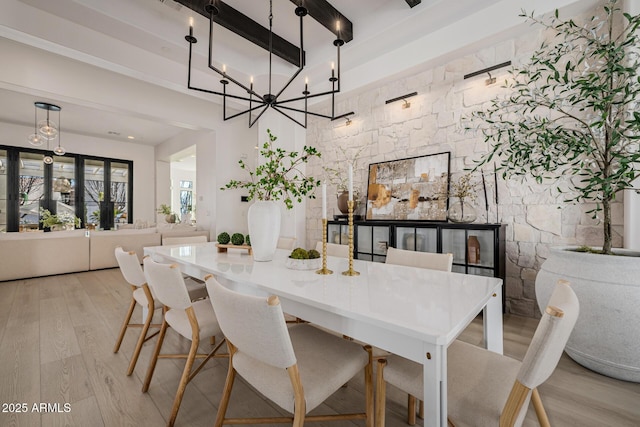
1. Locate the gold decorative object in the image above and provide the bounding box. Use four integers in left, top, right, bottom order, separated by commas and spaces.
316, 219, 333, 275
342, 200, 360, 276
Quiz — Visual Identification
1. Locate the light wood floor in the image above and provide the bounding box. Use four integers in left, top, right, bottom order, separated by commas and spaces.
0, 269, 638, 427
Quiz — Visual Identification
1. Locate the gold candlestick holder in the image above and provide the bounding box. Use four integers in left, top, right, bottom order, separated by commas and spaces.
342, 200, 360, 276
316, 218, 333, 275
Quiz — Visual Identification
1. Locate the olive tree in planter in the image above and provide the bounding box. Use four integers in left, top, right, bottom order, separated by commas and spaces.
223, 129, 321, 261
468, 1, 640, 381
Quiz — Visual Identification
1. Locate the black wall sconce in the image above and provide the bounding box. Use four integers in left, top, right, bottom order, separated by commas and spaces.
385, 92, 418, 109
331, 111, 355, 127
464, 61, 511, 85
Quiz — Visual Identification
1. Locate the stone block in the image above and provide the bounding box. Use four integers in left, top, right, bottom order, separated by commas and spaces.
509, 298, 536, 318
521, 268, 537, 282
523, 280, 536, 300
527, 205, 562, 235
513, 223, 536, 242
505, 279, 523, 299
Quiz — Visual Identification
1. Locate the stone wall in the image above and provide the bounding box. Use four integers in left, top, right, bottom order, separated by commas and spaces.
304, 4, 623, 318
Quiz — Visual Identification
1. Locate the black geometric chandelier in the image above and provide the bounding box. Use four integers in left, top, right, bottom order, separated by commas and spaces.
184, 0, 353, 128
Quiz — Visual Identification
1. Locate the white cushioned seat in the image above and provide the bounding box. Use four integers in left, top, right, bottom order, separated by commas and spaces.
165, 298, 221, 341
234, 324, 369, 413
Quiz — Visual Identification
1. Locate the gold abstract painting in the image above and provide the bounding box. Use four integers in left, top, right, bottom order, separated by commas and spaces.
366, 152, 450, 221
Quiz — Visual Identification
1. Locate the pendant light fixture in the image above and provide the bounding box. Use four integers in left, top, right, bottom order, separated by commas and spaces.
185, 0, 351, 128
28, 102, 65, 162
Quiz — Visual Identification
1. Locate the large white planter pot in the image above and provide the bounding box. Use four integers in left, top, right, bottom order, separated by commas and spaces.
247, 201, 281, 262
535, 247, 640, 382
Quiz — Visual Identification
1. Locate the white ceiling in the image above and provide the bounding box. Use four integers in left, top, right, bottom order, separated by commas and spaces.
0, 0, 599, 147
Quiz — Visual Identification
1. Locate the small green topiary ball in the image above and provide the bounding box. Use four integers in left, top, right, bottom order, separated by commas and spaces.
290, 247, 309, 259
245, 234, 251, 246
308, 249, 321, 259
231, 233, 245, 245
217, 232, 230, 244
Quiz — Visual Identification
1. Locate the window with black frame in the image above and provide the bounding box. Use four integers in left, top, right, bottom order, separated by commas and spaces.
0, 145, 132, 232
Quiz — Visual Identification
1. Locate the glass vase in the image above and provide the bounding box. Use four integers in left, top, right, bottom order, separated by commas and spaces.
448, 197, 477, 223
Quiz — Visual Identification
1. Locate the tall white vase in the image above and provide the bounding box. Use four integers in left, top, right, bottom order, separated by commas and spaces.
248, 200, 281, 262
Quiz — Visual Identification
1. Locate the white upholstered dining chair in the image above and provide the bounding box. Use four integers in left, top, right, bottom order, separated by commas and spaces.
385, 246, 453, 272
315, 241, 350, 258
113, 247, 161, 376
384, 246, 454, 421
204, 275, 374, 427
277, 236, 297, 250
375, 279, 579, 427
160, 235, 209, 301
141, 257, 226, 427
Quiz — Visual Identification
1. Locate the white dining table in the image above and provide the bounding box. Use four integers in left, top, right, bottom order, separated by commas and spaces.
144, 242, 503, 427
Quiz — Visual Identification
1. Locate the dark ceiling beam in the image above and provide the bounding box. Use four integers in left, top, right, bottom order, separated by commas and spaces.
289, 0, 353, 43
175, 0, 302, 66
174, 0, 354, 67
405, 0, 421, 8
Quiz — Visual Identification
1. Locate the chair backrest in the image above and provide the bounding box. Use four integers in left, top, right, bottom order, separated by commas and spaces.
517, 279, 579, 388
315, 241, 350, 258
143, 257, 192, 310
205, 276, 296, 369
277, 236, 296, 250
504, 279, 579, 426
385, 247, 453, 272
162, 235, 208, 246
115, 246, 146, 287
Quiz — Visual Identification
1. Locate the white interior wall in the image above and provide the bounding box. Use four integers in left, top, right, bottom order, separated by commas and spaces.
0, 121, 155, 222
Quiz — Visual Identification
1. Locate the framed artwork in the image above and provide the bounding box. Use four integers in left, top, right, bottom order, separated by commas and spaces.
366, 152, 450, 221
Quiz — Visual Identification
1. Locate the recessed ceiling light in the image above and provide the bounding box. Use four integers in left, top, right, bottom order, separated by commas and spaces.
127, 136, 135, 140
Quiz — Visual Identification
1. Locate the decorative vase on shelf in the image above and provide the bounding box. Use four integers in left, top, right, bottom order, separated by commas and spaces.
247, 200, 281, 262
447, 197, 477, 223
468, 235, 481, 264
337, 190, 358, 215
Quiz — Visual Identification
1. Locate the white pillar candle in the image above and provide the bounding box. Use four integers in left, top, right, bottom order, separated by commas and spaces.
322, 182, 327, 219
348, 164, 353, 201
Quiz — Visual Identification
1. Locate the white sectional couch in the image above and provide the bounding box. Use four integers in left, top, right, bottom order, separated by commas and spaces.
0, 226, 209, 281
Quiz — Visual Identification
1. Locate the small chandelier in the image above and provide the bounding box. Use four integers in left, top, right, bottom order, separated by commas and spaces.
28, 102, 65, 162
185, 0, 349, 128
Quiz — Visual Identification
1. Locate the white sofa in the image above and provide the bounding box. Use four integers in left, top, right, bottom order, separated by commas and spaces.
0, 230, 90, 281
0, 226, 209, 281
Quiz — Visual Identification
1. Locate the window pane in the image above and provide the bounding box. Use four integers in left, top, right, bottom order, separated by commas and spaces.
111, 162, 129, 224
84, 159, 104, 227
0, 150, 6, 232
19, 152, 45, 229
53, 155, 76, 223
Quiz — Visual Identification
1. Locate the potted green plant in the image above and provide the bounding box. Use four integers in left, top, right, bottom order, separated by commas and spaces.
157, 204, 178, 224
468, 0, 640, 381
40, 207, 81, 231
223, 129, 321, 261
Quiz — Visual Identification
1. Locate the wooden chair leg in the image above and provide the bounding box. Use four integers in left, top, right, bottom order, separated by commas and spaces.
113, 296, 136, 353
167, 336, 200, 427
214, 344, 238, 427
532, 388, 550, 427
407, 394, 417, 425
375, 359, 387, 427
142, 317, 168, 393
418, 400, 424, 419
288, 364, 306, 427
127, 300, 154, 376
